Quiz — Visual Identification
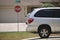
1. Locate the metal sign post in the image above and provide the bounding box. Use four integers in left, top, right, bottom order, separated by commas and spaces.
15, 6, 21, 32
17, 12, 19, 32
15, 0, 21, 32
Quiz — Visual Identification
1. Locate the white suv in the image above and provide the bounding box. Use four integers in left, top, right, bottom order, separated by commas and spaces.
26, 7, 60, 38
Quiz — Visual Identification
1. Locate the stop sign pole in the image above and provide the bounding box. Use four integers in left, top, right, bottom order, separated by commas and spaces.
15, 6, 21, 32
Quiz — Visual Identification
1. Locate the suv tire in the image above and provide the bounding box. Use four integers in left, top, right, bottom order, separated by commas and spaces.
38, 25, 51, 38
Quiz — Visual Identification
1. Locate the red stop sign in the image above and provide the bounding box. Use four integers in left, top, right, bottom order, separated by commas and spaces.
15, 6, 21, 12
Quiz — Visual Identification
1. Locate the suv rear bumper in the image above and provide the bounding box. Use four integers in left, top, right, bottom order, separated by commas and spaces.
26, 25, 38, 32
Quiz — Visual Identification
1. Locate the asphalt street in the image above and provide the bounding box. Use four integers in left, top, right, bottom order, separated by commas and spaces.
22, 34, 60, 40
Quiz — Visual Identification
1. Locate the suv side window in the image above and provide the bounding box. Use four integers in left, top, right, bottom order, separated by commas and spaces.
34, 9, 60, 18
54, 9, 60, 18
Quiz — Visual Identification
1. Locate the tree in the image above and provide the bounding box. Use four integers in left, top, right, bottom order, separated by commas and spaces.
42, 3, 55, 7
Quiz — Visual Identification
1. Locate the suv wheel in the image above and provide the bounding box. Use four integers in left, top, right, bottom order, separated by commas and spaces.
38, 26, 51, 38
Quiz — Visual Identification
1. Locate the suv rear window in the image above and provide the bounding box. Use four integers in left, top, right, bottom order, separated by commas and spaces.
34, 9, 60, 18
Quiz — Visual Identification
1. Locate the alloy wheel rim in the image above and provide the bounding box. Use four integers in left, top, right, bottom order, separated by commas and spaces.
40, 29, 48, 37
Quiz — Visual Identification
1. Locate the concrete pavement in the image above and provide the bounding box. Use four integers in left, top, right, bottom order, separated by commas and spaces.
22, 36, 60, 40
22, 34, 60, 40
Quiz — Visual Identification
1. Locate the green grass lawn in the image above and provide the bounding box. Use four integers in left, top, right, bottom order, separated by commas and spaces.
0, 32, 38, 40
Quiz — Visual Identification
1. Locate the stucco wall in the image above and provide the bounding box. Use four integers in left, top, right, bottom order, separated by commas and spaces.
0, 5, 27, 23
0, 0, 15, 5
0, 7, 17, 23
0, 0, 42, 23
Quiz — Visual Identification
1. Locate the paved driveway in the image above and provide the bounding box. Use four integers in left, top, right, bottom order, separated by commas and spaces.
22, 34, 60, 40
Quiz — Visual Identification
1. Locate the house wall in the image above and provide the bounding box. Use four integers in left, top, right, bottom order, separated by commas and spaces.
0, 0, 43, 23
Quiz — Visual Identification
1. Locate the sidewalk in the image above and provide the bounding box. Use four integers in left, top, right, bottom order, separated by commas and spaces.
0, 23, 27, 32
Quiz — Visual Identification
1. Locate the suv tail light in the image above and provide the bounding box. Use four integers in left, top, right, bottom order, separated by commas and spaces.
28, 18, 34, 24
